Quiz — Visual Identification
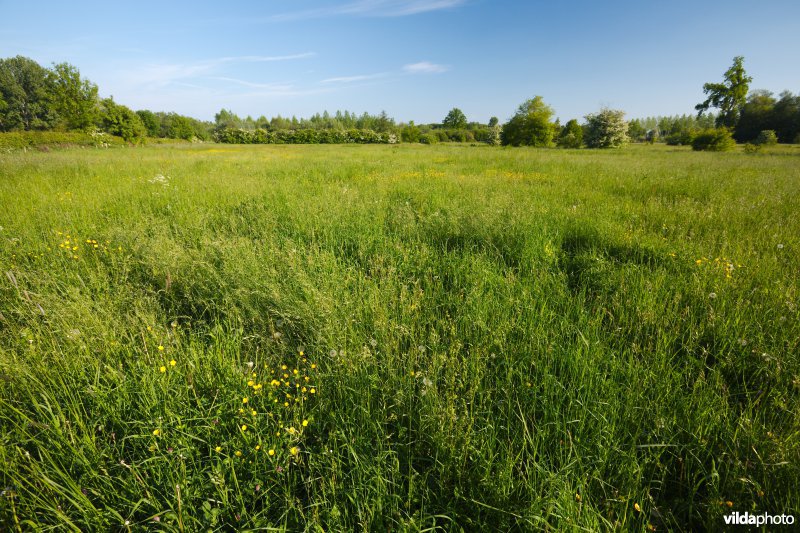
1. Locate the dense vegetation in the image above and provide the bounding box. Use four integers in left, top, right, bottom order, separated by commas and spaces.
4, 55, 797, 150
1, 143, 798, 530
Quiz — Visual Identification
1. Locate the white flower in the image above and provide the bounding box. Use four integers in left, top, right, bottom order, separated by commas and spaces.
708, 292, 717, 299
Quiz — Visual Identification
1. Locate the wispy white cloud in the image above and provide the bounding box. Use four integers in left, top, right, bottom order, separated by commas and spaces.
269, 0, 466, 21
403, 61, 449, 74
321, 73, 389, 84
118, 53, 315, 88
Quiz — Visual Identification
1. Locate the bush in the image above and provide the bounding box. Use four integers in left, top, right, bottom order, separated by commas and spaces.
584, 108, 629, 148
501, 96, 555, 147
419, 133, 439, 145
691, 128, 736, 151
557, 119, 583, 148
0, 130, 125, 150
754, 130, 778, 146
665, 130, 696, 146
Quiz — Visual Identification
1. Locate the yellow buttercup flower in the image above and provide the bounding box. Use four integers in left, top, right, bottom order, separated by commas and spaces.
302, 419, 309, 427
215, 446, 222, 453
158, 345, 164, 351
159, 366, 166, 373
169, 359, 176, 367
235, 450, 242, 457
268, 449, 275, 456
289, 446, 299, 456
241, 424, 248, 431
152, 429, 160, 436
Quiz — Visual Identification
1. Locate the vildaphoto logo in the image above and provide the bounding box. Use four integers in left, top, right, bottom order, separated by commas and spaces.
723, 511, 795, 526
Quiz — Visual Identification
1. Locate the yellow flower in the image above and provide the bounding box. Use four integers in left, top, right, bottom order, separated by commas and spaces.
284, 402, 289, 407
302, 387, 307, 393
289, 446, 299, 456
215, 446, 222, 453
302, 419, 309, 427
169, 360, 176, 367
310, 388, 316, 394
159, 366, 166, 373
241, 424, 248, 431
255, 445, 261, 451
311, 363, 316, 369
158, 345, 164, 351
242, 397, 248, 404
152, 429, 160, 436
247, 380, 254, 387
251, 410, 257, 416
235, 450, 242, 457
281, 365, 287, 370
293, 369, 299, 375
268, 449, 275, 456
634, 503, 641, 512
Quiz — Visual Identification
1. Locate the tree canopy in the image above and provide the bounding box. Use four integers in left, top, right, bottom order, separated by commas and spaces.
695, 56, 752, 128
501, 96, 555, 147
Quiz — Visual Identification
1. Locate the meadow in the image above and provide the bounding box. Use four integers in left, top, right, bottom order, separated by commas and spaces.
0, 142, 798, 531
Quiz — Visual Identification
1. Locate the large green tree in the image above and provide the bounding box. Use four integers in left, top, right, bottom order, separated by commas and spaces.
443, 107, 467, 129
501, 96, 555, 147
0, 55, 55, 131
695, 56, 752, 128
48, 62, 98, 130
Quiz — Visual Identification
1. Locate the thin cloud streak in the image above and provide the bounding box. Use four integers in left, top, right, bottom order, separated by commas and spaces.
403, 61, 449, 74
321, 73, 389, 84
267, 0, 466, 21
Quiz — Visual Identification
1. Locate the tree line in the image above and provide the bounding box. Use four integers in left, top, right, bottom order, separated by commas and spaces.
2, 55, 797, 148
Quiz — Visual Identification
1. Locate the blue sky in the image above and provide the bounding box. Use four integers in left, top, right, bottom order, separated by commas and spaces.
2, 0, 799, 124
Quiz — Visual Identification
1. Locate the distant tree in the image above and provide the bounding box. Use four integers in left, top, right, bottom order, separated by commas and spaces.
488, 116, 499, 128
48, 62, 98, 130
401, 121, 421, 142
98, 98, 145, 142
772, 91, 800, 143
557, 119, 583, 148
0, 55, 55, 131
168, 114, 196, 140
754, 130, 778, 146
214, 108, 243, 131
443, 107, 467, 129
501, 96, 555, 147
696, 56, 752, 129
734, 90, 776, 142
136, 110, 161, 137
584, 108, 629, 148
627, 119, 646, 142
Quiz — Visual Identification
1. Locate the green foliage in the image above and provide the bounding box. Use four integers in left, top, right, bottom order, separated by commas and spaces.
136, 110, 161, 137
584, 108, 629, 148
0, 56, 56, 131
696, 56, 752, 128
215, 128, 396, 144
665, 130, 696, 146
97, 98, 146, 143
47, 62, 98, 131
754, 129, 778, 146
627, 119, 646, 142
488, 116, 499, 128
400, 122, 421, 143
419, 132, 439, 144
443, 107, 467, 129
501, 96, 555, 147
557, 119, 583, 148
691, 128, 736, 151
0, 130, 125, 150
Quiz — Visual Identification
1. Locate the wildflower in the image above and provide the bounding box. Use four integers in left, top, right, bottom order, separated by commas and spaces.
268, 449, 275, 456
169, 360, 176, 367
726, 501, 733, 507
289, 446, 299, 456
293, 369, 299, 375
302, 419, 309, 427
310, 388, 316, 394
247, 380, 254, 386
634, 503, 641, 512
255, 445, 261, 451
777, 244, 784, 249
281, 365, 287, 370
215, 446, 222, 452
251, 410, 257, 416
311, 363, 317, 369
159, 366, 166, 373
575, 493, 581, 502
284, 402, 289, 407
158, 345, 164, 351
152, 429, 160, 436
708, 292, 717, 299
242, 397, 248, 404
241, 424, 248, 431
235, 451, 242, 457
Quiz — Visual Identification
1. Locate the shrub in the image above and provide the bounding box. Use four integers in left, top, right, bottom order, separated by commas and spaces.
754, 129, 778, 146
557, 119, 583, 148
419, 133, 439, 145
691, 128, 736, 151
665, 130, 696, 146
584, 108, 629, 148
501, 96, 555, 147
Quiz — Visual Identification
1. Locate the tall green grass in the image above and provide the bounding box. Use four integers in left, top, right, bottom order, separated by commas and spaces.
1, 143, 798, 530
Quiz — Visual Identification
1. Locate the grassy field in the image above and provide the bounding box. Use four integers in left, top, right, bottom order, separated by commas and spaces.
1, 142, 798, 531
